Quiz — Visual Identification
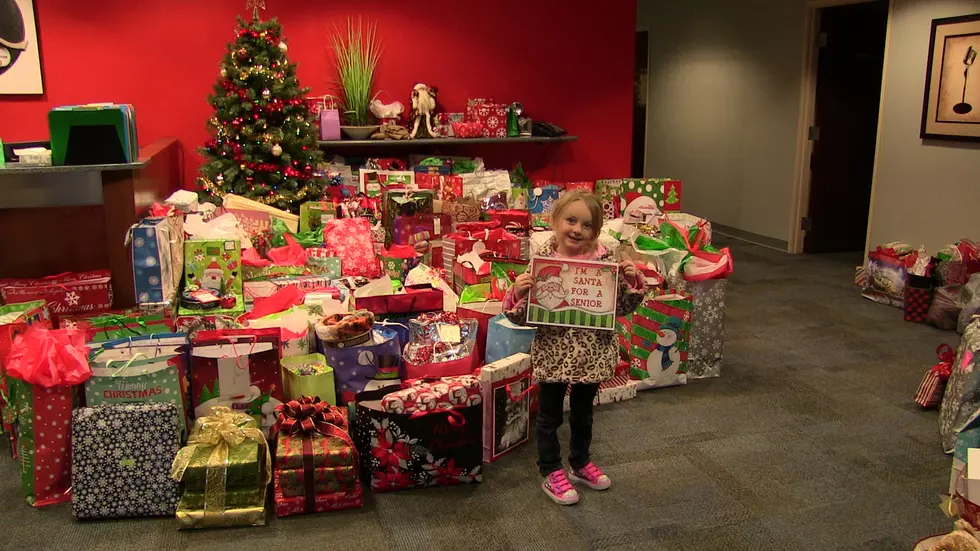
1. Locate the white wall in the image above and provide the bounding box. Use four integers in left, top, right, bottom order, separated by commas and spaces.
638, 0, 807, 242
868, 0, 980, 254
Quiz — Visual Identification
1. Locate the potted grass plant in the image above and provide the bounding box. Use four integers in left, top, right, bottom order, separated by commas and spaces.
331, 17, 383, 140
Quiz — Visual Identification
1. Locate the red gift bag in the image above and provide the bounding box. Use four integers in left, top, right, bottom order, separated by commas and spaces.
487, 210, 532, 232
562, 181, 596, 193
403, 354, 479, 381
354, 285, 443, 316
190, 328, 284, 438
0, 300, 52, 457
0, 270, 113, 319
914, 344, 955, 408
457, 302, 504, 365
5, 324, 90, 506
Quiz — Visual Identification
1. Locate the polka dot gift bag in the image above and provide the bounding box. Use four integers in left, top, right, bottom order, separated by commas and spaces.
4, 324, 91, 507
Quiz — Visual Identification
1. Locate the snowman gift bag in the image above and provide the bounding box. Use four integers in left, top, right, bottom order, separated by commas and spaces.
189, 328, 284, 438
627, 290, 693, 390
322, 328, 402, 405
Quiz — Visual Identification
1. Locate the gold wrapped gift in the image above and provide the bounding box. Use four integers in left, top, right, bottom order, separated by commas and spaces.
176, 487, 267, 529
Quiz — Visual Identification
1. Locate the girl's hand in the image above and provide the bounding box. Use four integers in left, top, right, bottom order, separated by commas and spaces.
512, 273, 535, 298
620, 259, 640, 281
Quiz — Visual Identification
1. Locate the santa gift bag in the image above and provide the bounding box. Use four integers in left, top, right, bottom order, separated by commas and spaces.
322, 328, 402, 405
5, 324, 91, 506
676, 278, 727, 379
71, 403, 182, 519
353, 385, 483, 492
190, 328, 285, 438
479, 353, 532, 462
485, 313, 537, 365
628, 291, 693, 390
322, 217, 382, 278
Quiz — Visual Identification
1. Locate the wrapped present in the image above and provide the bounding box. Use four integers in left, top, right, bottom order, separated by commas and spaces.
5, 324, 90, 506
442, 227, 522, 277
171, 407, 271, 529
0, 270, 113, 319
322, 217, 382, 278
935, 240, 980, 286
0, 300, 51, 455
71, 403, 181, 519
60, 307, 173, 343
130, 215, 184, 305
915, 344, 955, 408
469, 103, 509, 138
322, 328, 401, 405
245, 306, 315, 358
282, 353, 336, 405
940, 319, 980, 453
627, 291, 693, 390
405, 264, 458, 313
392, 214, 450, 248
190, 328, 284, 438
478, 353, 532, 462
86, 343, 191, 435
272, 397, 361, 516
354, 386, 483, 492
381, 375, 482, 414
562, 181, 596, 193
417, 174, 463, 202
562, 374, 639, 412
380, 245, 424, 282
360, 169, 415, 199
305, 249, 343, 279
615, 178, 682, 216
444, 199, 482, 225
383, 190, 434, 247
452, 122, 483, 138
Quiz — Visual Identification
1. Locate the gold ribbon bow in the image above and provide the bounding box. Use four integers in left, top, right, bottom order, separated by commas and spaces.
171, 406, 271, 520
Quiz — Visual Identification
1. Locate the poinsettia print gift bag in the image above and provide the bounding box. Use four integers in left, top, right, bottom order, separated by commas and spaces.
353, 386, 483, 492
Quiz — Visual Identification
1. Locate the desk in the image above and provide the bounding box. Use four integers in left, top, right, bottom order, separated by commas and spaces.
0, 138, 182, 307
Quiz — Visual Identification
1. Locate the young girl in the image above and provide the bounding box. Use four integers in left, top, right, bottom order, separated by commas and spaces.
503, 190, 645, 505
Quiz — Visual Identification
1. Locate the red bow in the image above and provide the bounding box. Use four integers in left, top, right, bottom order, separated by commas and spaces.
935, 344, 956, 379
274, 396, 347, 436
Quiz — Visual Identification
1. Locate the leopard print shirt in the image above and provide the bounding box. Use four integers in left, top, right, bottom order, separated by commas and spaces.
503, 237, 645, 384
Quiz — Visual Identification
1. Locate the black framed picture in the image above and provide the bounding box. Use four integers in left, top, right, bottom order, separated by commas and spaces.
921, 13, 980, 141
0, 0, 43, 95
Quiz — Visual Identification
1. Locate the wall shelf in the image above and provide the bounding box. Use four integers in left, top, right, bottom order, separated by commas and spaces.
317, 136, 577, 148
0, 160, 148, 175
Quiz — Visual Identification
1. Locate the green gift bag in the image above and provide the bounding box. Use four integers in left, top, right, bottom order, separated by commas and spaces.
281, 353, 336, 405
86, 354, 189, 435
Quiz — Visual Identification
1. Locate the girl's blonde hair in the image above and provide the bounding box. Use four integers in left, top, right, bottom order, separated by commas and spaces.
549, 190, 604, 233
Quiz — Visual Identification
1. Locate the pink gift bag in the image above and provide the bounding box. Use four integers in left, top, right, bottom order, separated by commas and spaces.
320, 109, 341, 141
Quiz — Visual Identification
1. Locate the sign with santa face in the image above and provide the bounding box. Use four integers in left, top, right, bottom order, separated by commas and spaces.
526, 257, 618, 331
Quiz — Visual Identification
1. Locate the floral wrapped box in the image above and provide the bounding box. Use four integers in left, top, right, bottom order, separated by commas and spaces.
272, 398, 363, 517
71, 403, 182, 519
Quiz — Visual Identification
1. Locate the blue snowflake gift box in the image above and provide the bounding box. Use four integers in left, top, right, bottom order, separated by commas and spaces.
130, 216, 184, 305
71, 403, 182, 519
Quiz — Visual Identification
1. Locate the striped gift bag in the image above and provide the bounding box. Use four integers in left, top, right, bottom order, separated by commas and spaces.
627, 290, 693, 390
914, 344, 954, 408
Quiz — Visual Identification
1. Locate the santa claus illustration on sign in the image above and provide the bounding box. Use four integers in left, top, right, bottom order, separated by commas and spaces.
532, 264, 570, 311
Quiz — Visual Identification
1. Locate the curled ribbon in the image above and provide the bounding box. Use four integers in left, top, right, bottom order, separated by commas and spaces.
170, 406, 271, 520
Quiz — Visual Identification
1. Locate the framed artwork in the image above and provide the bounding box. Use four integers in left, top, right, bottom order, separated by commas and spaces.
0, 0, 43, 95
921, 13, 980, 141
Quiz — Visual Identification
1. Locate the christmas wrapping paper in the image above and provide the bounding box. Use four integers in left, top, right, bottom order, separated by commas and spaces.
487, 209, 531, 231
71, 403, 181, 519
861, 246, 913, 308
360, 169, 415, 199
915, 344, 955, 408
86, 353, 190, 435
617, 178, 682, 217
469, 103, 509, 138
275, 464, 357, 497
353, 284, 443, 316
190, 328, 284, 438
322, 217, 382, 278
478, 353, 531, 462
441, 228, 522, 277
179, 438, 263, 492
172, 407, 270, 529
675, 278, 727, 379
323, 329, 401, 405
443, 200, 482, 225
354, 386, 483, 492
416, 174, 463, 202
275, 430, 355, 470
305, 249, 343, 279
392, 214, 450, 248
596, 179, 625, 219
628, 291, 693, 390
904, 274, 933, 323
9, 380, 80, 506
381, 375, 482, 414
131, 215, 184, 305
281, 353, 336, 405
0, 270, 113, 319
380, 245, 424, 282
0, 300, 51, 454
60, 308, 173, 343
562, 375, 639, 412
273, 473, 363, 517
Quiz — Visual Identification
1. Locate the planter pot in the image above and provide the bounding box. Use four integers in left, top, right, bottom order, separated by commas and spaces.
341, 125, 379, 140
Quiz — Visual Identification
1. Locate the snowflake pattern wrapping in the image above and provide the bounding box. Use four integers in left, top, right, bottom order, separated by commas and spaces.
71, 403, 181, 519
674, 279, 726, 379
353, 386, 483, 493
322, 217, 381, 278
131, 216, 184, 305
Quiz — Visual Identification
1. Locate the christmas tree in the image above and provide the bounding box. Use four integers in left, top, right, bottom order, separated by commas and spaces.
665, 183, 679, 205
197, 2, 324, 212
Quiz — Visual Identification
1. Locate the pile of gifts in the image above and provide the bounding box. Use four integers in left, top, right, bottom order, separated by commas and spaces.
0, 147, 746, 527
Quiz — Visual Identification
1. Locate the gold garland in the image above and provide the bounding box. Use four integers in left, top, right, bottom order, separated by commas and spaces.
199, 176, 322, 206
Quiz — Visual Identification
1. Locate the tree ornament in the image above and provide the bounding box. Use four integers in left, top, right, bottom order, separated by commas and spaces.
278, 42, 288, 53
237, 47, 248, 59
262, 88, 271, 99
271, 144, 283, 156
239, 71, 248, 81
216, 174, 224, 183
220, 68, 228, 78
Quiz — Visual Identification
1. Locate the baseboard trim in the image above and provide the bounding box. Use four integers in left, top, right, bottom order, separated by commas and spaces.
711, 223, 789, 252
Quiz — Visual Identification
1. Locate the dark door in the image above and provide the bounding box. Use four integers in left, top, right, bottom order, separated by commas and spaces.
631, 30, 649, 178
804, 1, 888, 253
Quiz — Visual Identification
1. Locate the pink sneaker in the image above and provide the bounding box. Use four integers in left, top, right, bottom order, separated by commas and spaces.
569, 462, 612, 490
542, 469, 580, 505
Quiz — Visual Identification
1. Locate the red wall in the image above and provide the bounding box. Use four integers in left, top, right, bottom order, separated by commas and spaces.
0, 0, 636, 186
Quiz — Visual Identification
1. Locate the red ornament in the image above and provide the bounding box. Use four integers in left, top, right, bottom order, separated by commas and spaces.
284, 167, 300, 178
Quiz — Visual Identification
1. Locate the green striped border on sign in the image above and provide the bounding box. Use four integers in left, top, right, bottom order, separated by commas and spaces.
527, 305, 614, 330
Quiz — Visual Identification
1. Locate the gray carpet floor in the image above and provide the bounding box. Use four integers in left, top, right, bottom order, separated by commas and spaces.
0, 236, 958, 551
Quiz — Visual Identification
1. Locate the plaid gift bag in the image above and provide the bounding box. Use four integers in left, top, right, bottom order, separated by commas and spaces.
904, 274, 934, 323
915, 344, 955, 408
